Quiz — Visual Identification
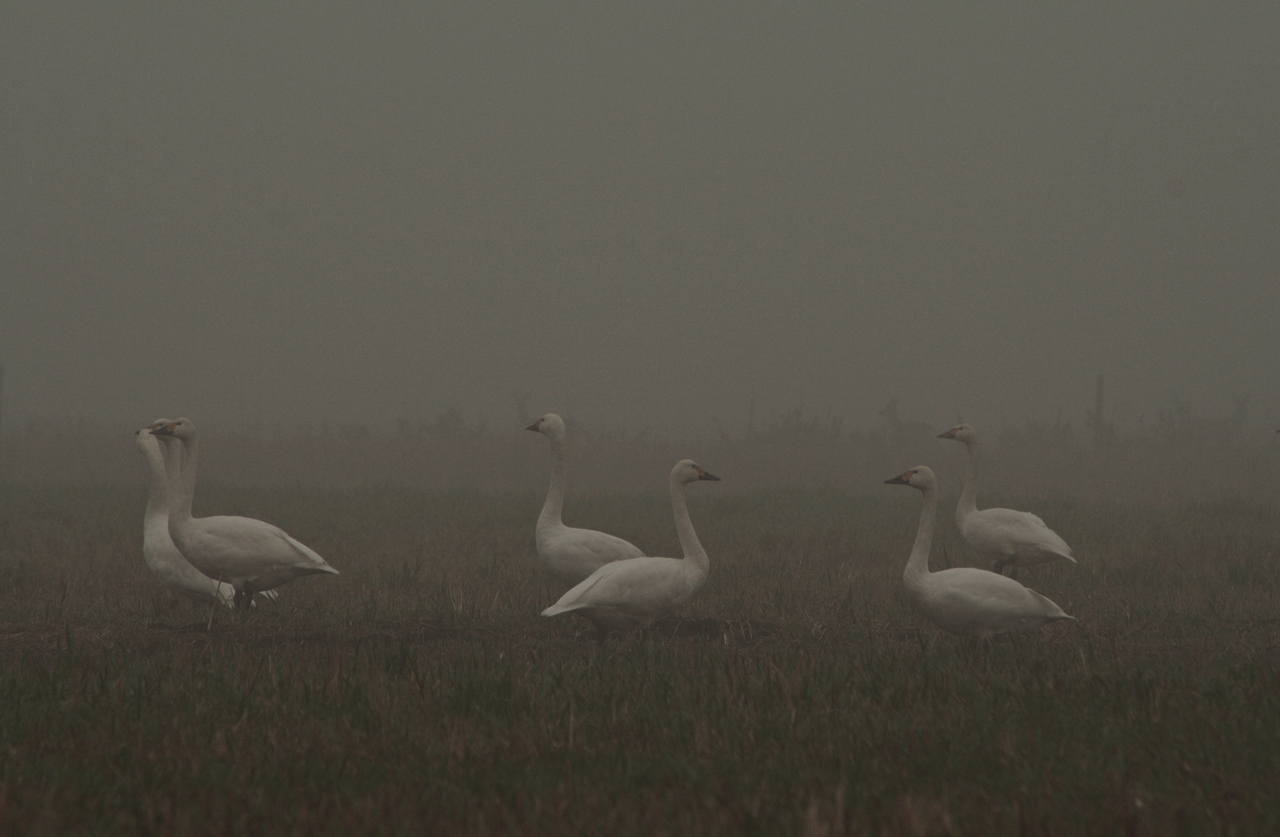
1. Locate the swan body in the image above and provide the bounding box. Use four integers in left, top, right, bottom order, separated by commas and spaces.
136, 419, 237, 608
938, 424, 1076, 575
527, 413, 645, 587
886, 466, 1074, 637
152, 418, 338, 608
542, 459, 719, 631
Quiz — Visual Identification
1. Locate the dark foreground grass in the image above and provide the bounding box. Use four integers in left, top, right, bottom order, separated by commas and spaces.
1, 485, 1279, 835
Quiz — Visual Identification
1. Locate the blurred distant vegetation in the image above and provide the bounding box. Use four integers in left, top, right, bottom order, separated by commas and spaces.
3, 392, 1276, 504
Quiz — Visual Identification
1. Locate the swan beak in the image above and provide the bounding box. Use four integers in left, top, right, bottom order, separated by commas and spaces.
885, 471, 913, 485
151, 423, 176, 437
525, 420, 541, 432
695, 466, 720, 481
937, 428, 957, 439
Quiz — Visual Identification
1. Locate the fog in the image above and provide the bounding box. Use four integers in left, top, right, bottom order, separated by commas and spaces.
2, 4, 1278, 441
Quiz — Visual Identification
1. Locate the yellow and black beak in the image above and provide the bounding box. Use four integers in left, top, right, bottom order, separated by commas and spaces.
525, 420, 541, 432
150, 423, 176, 437
695, 466, 721, 482
884, 470, 914, 485
937, 428, 957, 440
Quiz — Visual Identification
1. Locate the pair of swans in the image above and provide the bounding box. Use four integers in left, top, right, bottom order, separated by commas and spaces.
887, 465, 1074, 637
135, 420, 237, 608
528, 414, 720, 631
139, 418, 338, 610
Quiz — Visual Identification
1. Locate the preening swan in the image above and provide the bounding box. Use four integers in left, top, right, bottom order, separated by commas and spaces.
542, 459, 719, 632
151, 418, 338, 609
135, 419, 236, 608
526, 413, 645, 587
938, 424, 1075, 576
886, 466, 1074, 637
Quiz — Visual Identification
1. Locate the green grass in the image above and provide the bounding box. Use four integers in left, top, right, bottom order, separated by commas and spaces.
1, 484, 1278, 835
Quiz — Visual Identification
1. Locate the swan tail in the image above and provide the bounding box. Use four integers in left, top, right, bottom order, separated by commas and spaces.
281, 533, 338, 574
1024, 542, 1075, 564
541, 602, 583, 618
1026, 587, 1071, 619
1053, 548, 1078, 564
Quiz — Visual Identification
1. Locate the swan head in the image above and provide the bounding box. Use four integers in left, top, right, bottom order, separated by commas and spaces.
672, 459, 720, 486
937, 423, 977, 444
884, 465, 936, 492
150, 417, 197, 442
135, 418, 171, 451
525, 413, 566, 439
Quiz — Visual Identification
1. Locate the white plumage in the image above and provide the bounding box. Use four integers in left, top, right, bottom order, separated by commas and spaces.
938, 423, 1076, 576
542, 459, 719, 632
152, 418, 338, 609
527, 413, 645, 587
135, 419, 237, 608
886, 466, 1075, 637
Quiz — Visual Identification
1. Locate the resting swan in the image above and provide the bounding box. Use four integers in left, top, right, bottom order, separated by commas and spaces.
886, 465, 1075, 636
152, 418, 338, 609
938, 424, 1075, 576
542, 459, 719, 632
526, 413, 645, 587
135, 419, 237, 608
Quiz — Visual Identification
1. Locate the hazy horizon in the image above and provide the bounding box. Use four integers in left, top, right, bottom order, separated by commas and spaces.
3, 4, 1278, 440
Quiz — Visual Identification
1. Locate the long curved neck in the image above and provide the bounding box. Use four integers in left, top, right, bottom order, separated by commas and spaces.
670, 477, 709, 576
904, 485, 936, 586
161, 436, 182, 488
169, 435, 198, 525
140, 439, 169, 523
538, 433, 566, 526
957, 440, 980, 520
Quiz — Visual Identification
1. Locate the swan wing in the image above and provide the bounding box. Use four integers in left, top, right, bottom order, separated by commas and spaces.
541, 525, 645, 562
569, 528, 645, 561
187, 516, 337, 573
537, 524, 646, 587
542, 557, 692, 616
965, 507, 1073, 560
921, 568, 1072, 633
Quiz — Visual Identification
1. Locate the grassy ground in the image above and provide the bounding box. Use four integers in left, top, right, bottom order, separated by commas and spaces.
1, 483, 1278, 835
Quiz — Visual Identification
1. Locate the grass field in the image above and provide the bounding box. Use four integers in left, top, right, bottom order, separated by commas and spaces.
1, 482, 1278, 835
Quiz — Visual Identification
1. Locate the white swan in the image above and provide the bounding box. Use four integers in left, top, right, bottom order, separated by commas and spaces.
151, 418, 338, 609
135, 419, 237, 608
542, 459, 719, 632
886, 466, 1075, 637
937, 424, 1076, 576
526, 413, 645, 587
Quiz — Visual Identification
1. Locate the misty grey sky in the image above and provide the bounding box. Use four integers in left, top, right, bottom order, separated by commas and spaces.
2, 3, 1278, 438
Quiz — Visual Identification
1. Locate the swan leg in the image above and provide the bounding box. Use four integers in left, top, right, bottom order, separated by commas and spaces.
233, 586, 253, 613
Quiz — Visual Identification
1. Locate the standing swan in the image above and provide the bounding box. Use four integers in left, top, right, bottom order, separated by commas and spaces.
937, 424, 1075, 576
886, 466, 1074, 637
152, 418, 338, 609
526, 413, 645, 587
542, 459, 719, 632
135, 419, 237, 608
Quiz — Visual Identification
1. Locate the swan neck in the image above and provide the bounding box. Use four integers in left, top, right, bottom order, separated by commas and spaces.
141, 439, 169, 521
670, 477, 709, 576
171, 435, 198, 524
957, 440, 980, 519
904, 484, 936, 586
539, 434, 566, 526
